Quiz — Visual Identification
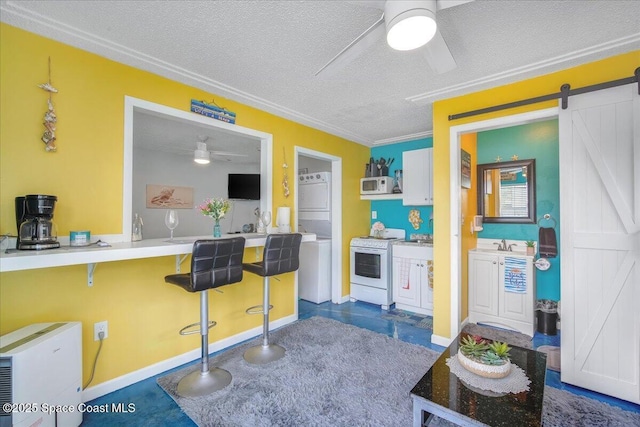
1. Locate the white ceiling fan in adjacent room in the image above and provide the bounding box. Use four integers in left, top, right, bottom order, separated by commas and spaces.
315, 0, 474, 77
193, 135, 248, 164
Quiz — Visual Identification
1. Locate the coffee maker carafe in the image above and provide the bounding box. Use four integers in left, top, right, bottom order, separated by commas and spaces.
15, 195, 60, 250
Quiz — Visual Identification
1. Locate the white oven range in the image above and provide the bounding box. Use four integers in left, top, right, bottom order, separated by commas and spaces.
350, 228, 406, 310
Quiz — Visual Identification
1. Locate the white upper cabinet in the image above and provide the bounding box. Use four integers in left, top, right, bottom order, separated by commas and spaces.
402, 148, 433, 206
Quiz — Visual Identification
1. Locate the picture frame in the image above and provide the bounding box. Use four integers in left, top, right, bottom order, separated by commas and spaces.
461, 149, 471, 189
146, 184, 194, 208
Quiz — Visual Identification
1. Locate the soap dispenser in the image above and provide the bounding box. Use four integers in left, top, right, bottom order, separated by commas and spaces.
132, 213, 143, 241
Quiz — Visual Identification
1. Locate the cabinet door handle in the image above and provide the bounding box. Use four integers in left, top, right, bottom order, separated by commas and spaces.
499, 262, 504, 265
493, 261, 497, 264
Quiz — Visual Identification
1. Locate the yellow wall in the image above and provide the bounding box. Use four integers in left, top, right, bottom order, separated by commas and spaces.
459, 133, 477, 321
432, 50, 640, 339
0, 24, 371, 386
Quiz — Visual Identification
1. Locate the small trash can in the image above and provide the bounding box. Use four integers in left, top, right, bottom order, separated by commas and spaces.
536, 299, 558, 335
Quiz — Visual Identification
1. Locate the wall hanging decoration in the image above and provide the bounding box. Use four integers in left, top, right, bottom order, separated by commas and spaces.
190, 99, 236, 124
460, 149, 471, 189
39, 57, 58, 152
408, 209, 423, 230
282, 147, 290, 198
146, 184, 194, 208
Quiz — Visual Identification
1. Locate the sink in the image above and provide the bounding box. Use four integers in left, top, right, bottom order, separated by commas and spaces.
470, 248, 528, 257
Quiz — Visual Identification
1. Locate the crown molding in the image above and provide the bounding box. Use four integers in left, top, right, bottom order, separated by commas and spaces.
0, 1, 374, 147
407, 32, 640, 105
372, 130, 433, 146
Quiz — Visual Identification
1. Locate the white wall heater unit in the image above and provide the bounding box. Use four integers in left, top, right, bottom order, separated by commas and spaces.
0, 322, 82, 427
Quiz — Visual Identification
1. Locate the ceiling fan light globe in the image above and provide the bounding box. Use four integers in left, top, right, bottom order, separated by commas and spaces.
384, 0, 437, 51
194, 149, 210, 164
387, 14, 436, 51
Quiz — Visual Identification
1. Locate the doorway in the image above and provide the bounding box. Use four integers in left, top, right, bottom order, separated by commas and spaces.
294, 147, 343, 305
447, 107, 558, 341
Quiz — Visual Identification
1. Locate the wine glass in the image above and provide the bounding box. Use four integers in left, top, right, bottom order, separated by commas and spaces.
260, 210, 271, 233
164, 209, 179, 241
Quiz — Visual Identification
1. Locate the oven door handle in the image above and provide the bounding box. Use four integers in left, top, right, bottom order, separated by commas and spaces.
350, 247, 386, 255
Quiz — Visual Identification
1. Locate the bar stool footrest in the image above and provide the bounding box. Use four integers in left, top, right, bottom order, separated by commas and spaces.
179, 320, 216, 336
246, 304, 273, 315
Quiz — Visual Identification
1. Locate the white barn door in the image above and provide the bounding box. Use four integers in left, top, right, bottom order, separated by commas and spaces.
559, 83, 640, 404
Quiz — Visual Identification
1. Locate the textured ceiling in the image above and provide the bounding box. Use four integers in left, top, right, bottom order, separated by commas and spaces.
2, 0, 639, 148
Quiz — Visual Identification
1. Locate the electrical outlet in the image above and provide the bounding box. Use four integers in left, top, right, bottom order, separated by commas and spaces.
94, 321, 108, 341
372, 211, 377, 219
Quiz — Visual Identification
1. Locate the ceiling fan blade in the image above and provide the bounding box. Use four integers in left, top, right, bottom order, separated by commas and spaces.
210, 151, 248, 157
315, 14, 385, 77
421, 29, 456, 74
436, 0, 474, 11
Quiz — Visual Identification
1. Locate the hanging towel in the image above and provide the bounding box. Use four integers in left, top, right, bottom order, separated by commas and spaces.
504, 257, 527, 294
399, 258, 411, 290
538, 227, 557, 258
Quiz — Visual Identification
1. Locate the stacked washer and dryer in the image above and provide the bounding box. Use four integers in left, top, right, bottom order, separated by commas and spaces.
297, 172, 332, 304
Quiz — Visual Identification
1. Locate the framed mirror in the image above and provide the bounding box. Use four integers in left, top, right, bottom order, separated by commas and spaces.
477, 159, 536, 224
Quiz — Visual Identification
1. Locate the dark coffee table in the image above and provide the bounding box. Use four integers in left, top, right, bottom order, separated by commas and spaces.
410, 332, 547, 426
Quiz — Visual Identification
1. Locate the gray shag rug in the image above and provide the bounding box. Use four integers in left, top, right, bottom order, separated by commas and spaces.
158, 317, 640, 427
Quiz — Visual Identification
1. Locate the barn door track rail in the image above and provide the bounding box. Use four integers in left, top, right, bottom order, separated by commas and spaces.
449, 67, 640, 121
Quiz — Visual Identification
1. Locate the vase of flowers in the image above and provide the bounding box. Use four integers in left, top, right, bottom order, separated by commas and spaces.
198, 198, 231, 237
372, 221, 385, 238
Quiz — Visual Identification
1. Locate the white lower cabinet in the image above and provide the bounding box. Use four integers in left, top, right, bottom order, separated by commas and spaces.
468, 250, 536, 336
392, 244, 433, 316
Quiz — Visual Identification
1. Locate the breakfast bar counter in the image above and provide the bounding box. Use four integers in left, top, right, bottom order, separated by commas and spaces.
0, 233, 317, 274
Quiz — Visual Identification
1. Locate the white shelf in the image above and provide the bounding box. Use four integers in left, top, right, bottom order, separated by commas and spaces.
360, 193, 403, 201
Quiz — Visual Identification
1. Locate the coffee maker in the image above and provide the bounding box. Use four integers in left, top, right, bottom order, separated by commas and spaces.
15, 195, 60, 250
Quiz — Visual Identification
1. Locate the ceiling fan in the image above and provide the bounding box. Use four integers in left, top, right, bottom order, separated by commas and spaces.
194, 135, 248, 164
315, 0, 473, 77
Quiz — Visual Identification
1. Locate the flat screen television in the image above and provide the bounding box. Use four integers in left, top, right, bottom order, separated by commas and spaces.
228, 173, 260, 200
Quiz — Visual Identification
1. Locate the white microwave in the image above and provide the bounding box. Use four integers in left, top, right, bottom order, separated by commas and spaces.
360, 177, 393, 195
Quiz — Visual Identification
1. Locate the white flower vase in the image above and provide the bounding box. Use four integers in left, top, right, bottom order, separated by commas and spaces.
457, 350, 511, 379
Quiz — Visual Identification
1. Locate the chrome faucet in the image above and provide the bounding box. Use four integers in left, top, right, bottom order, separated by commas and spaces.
494, 239, 508, 251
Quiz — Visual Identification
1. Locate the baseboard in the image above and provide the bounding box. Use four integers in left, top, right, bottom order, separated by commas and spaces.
82, 313, 298, 402
431, 334, 453, 348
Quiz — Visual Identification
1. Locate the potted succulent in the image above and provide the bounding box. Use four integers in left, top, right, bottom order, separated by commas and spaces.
525, 240, 536, 256
457, 335, 512, 378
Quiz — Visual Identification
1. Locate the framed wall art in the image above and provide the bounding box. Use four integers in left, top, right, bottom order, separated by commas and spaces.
146, 184, 194, 209
461, 149, 471, 189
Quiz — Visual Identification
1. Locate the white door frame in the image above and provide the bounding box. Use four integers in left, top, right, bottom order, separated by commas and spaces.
445, 107, 558, 343
294, 147, 344, 305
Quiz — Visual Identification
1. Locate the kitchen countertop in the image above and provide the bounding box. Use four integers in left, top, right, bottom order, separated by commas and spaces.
0, 233, 317, 273
392, 240, 433, 247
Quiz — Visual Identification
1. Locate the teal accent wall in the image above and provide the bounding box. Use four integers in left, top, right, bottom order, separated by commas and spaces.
370, 137, 433, 238
477, 119, 560, 301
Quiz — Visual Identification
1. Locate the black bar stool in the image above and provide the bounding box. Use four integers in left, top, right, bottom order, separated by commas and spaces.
243, 233, 302, 364
164, 237, 245, 397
